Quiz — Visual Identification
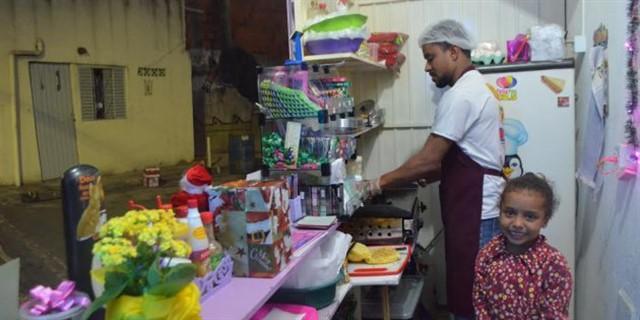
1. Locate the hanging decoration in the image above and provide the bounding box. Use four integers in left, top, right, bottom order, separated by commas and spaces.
625, 0, 640, 151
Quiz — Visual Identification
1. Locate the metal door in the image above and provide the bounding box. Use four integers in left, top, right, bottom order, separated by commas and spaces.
29, 63, 78, 180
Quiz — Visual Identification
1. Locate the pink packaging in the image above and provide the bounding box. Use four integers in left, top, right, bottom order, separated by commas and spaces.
506, 34, 531, 63
368, 42, 379, 61
251, 303, 318, 320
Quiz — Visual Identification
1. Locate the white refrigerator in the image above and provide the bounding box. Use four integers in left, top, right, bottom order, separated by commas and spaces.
481, 63, 575, 275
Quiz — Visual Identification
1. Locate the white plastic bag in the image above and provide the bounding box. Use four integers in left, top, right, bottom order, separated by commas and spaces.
529, 24, 565, 61
282, 231, 352, 289
330, 158, 346, 185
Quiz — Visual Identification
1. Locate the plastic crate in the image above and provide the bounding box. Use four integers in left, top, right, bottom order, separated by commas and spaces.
193, 254, 233, 302
361, 276, 425, 320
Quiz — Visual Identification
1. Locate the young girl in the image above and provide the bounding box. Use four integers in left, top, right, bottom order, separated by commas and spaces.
472, 173, 572, 319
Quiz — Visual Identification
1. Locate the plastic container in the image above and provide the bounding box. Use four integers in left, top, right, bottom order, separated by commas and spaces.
361, 276, 425, 320
19, 291, 89, 320
186, 199, 209, 253
268, 274, 341, 309
304, 13, 367, 33
305, 38, 364, 55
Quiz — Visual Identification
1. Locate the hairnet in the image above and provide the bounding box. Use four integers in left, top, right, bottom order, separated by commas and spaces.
417, 19, 476, 50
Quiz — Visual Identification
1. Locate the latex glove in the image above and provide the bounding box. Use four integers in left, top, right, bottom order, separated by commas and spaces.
364, 177, 382, 198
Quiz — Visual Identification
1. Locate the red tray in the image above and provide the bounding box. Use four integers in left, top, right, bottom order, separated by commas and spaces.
347, 244, 412, 277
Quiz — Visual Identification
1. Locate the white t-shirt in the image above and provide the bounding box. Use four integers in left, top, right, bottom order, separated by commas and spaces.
432, 70, 505, 220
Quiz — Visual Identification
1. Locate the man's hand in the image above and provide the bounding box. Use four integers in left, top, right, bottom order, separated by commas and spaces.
358, 178, 382, 199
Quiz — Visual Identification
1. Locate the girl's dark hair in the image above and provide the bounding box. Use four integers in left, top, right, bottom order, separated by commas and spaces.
500, 172, 559, 220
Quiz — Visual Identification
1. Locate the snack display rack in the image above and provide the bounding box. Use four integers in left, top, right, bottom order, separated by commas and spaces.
257, 62, 382, 222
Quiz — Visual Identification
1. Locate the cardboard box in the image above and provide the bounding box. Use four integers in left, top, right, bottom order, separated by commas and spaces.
143, 167, 160, 187
208, 180, 293, 278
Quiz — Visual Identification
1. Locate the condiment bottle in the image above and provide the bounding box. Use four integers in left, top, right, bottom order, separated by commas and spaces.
200, 211, 225, 270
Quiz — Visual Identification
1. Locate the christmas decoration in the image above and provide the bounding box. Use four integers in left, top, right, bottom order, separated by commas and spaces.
170, 164, 212, 212
625, 0, 640, 157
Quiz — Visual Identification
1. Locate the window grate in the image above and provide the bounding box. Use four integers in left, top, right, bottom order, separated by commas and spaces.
79, 65, 126, 121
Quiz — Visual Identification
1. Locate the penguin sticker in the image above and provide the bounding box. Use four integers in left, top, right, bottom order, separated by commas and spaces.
504, 154, 524, 178
503, 118, 529, 178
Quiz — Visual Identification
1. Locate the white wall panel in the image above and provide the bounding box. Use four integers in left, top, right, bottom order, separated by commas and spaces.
408, 1, 431, 125
539, 0, 565, 27
359, 128, 429, 178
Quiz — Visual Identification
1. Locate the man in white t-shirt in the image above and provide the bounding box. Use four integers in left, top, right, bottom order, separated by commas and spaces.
366, 19, 505, 319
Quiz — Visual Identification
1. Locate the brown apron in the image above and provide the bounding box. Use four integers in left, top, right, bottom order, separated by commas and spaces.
439, 143, 502, 317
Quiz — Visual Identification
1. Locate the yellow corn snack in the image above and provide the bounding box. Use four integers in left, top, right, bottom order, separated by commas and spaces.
347, 242, 371, 262
364, 247, 400, 265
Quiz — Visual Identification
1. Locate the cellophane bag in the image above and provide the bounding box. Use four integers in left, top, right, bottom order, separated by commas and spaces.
529, 24, 565, 61
506, 33, 530, 63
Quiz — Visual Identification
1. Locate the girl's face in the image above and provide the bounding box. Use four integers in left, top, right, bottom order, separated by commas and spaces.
499, 190, 549, 254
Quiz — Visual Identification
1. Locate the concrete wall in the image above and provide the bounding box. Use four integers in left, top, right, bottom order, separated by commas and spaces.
0, 0, 193, 185
574, 1, 640, 319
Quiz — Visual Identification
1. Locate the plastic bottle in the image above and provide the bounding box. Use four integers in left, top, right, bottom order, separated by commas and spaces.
346, 155, 363, 180
200, 211, 215, 245
187, 199, 209, 253
319, 188, 328, 216
187, 199, 211, 276
200, 211, 225, 270
175, 206, 188, 223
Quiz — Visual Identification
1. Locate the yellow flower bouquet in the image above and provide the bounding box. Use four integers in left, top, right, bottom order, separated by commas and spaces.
82, 209, 201, 320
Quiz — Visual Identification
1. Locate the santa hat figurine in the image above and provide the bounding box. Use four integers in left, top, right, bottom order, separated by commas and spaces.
171, 164, 212, 212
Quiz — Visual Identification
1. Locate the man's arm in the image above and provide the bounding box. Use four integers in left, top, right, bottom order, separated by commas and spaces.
378, 133, 453, 189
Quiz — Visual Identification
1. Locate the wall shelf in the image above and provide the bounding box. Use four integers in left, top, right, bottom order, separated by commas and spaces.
200, 224, 338, 320
325, 121, 383, 138
304, 53, 387, 72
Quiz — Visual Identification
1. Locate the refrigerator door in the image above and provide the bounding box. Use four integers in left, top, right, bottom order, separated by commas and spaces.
483, 68, 575, 272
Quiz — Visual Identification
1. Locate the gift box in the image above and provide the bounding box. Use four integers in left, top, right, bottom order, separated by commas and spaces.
207, 180, 293, 278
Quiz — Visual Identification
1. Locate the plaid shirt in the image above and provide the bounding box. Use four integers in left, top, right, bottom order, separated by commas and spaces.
473, 235, 572, 319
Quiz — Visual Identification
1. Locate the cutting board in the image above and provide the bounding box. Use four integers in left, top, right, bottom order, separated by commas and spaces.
347, 244, 411, 276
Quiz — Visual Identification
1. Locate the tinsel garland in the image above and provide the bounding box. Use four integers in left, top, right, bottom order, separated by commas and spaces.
626, 0, 640, 150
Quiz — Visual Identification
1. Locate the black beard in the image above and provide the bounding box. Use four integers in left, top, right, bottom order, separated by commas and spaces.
435, 80, 448, 88
432, 73, 452, 88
